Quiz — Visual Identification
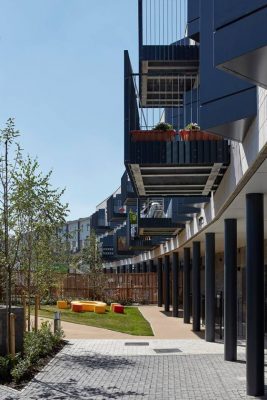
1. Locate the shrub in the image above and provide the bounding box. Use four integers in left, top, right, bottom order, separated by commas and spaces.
11, 321, 64, 383
154, 122, 173, 131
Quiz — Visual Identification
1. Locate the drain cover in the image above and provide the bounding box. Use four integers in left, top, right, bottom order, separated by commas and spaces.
125, 342, 149, 346
153, 348, 181, 354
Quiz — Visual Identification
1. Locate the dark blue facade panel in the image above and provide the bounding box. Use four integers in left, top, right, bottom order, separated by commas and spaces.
214, 0, 267, 29
200, 87, 257, 142
200, 0, 254, 106
188, 0, 200, 22
188, 0, 200, 41
214, 7, 267, 89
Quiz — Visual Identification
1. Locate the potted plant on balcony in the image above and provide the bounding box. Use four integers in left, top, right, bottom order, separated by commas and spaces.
130, 122, 176, 142
179, 123, 222, 141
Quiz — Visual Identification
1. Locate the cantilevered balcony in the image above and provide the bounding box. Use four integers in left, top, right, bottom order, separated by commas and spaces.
107, 194, 126, 223
121, 171, 137, 206
138, 0, 199, 108
124, 52, 230, 198
90, 209, 110, 235
214, 1, 267, 89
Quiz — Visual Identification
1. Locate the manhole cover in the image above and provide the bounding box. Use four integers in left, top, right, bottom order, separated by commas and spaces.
125, 342, 149, 346
153, 348, 182, 354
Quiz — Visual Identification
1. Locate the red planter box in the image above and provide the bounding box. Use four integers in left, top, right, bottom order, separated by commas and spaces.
130, 130, 176, 142
113, 304, 124, 314
179, 130, 223, 141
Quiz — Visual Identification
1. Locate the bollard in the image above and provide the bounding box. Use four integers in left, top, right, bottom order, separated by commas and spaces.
54, 311, 61, 334
9, 313, 16, 357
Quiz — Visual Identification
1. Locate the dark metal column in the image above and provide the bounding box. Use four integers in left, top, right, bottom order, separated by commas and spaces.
224, 219, 237, 361
172, 252, 179, 317
164, 255, 170, 312
246, 194, 264, 396
128, 265, 132, 273
136, 263, 141, 273
205, 233, 215, 342
116, 266, 120, 274
142, 261, 147, 273
157, 258, 163, 307
183, 248, 191, 324
149, 260, 154, 272
192, 242, 201, 332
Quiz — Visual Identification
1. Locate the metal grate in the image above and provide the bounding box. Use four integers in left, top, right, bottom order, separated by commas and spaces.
125, 342, 149, 346
153, 348, 182, 354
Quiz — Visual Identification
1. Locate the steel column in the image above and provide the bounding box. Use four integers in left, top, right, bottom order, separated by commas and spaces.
172, 253, 179, 317
192, 242, 201, 332
183, 248, 191, 324
164, 255, 170, 312
157, 258, 163, 307
149, 260, 154, 272
142, 261, 147, 273
224, 219, 237, 361
205, 233, 215, 342
246, 194, 264, 396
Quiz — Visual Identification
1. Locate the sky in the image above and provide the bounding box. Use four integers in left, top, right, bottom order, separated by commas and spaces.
0, 0, 138, 220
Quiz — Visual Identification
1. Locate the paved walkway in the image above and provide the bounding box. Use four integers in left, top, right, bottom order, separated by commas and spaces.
0, 306, 266, 399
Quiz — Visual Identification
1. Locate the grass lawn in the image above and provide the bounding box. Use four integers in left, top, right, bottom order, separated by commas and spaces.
32, 305, 154, 336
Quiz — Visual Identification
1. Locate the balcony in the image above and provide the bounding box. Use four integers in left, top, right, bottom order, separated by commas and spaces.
214, 1, 267, 89
90, 209, 110, 235
107, 194, 126, 223
121, 171, 137, 206
125, 49, 230, 197
128, 139, 229, 197
138, 0, 199, 108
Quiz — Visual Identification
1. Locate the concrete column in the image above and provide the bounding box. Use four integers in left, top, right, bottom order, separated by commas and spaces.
192, 242, 201, 332
164, 255, 170, 312
205, 233, 215, 342
157, 258, 163, 307
183, 247, 191, 324
224, 219, 237, 361
246, 194, 264, 396
172, 252, 179, 317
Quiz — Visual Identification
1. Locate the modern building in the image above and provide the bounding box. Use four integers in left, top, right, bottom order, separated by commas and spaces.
98, 1, 267, 397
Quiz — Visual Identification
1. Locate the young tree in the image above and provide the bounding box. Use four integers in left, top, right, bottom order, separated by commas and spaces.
0, 118, 21, 353
79, 230, 106, 300
11, 156, 68, 329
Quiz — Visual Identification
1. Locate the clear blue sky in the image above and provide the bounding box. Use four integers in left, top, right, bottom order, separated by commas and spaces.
0, 0, 138, 220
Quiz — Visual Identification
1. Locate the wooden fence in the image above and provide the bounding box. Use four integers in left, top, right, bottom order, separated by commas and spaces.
63, 272, 158, 304
1, 272, 158, 305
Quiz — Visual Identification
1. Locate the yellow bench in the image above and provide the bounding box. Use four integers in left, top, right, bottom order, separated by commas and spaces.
94, 305, 106, 314
70, 300, 107, 313
57, 300, 69, 309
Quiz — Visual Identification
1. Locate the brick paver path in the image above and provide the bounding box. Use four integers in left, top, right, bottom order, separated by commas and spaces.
1, 339, 266, 400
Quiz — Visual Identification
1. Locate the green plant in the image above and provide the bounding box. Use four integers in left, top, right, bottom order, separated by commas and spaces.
184, 122, 200, 130
0, 354, 20, 383
153, 122, 173, 131
11, 321, 64, 383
